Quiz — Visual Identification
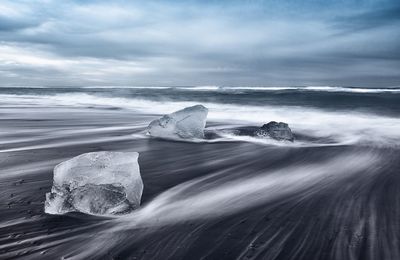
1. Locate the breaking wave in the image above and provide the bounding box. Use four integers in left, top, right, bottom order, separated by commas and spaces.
4, 85, 400, 93
2, 93, 400, 146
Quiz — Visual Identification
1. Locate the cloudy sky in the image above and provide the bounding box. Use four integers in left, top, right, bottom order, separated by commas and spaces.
0, 0, 399, 87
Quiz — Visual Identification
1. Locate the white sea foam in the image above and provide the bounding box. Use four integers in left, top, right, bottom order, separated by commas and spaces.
119, 152, 378, 226
178, 86, 220, 91
1, 93, 400, 146
4, 85, 399, 93
218, 86, 400, 93
302, 86, 400, 93
81, 86, 172, 89
176, 86, 400, 93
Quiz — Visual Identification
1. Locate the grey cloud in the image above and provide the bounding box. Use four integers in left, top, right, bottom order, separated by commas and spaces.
0, 0, 399, 87
331, 4, 400, 32
0, 17, 37, 32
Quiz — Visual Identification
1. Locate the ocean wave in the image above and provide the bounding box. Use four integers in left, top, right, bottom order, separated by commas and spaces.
177, 86, 220, 91
2, 93, 400, 146
2, 85, 399, 93
133, 130, 350, 147
218, 86, 400, 93
80, 86, 172, 89
94, 85, 400, 93
302, 86, 400, 93
213, 132, 352, 147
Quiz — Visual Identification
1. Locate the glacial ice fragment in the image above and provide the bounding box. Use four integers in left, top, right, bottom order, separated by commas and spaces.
45, 151, 143, 215
147, 105, 208, 139
255, 121, 294, 141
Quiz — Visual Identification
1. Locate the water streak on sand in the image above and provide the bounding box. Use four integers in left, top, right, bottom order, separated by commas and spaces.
70, 150, 382, 259
120, 152, 379, 226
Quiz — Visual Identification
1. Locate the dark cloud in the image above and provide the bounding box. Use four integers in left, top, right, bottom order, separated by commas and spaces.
0, 17, 36, 32
0, 0, 399, 87
331, 4, 400, 33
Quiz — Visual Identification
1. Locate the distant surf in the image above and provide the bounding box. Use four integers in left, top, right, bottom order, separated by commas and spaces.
3, 85, 400, 93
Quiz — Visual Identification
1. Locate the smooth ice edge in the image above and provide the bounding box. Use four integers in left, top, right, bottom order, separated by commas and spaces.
147, 104, 208, 140
45, 151, 143, 216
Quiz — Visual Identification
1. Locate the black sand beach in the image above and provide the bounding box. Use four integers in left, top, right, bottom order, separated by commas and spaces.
1, 94, 400, 259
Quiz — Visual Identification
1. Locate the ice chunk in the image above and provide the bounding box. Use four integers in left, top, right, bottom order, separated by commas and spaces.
147, 105, 208, 139
45, 151, 143, 215
255, 121, 294, 141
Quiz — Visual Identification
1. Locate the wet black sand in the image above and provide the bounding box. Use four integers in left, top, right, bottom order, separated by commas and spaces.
1, 106, 400, 260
